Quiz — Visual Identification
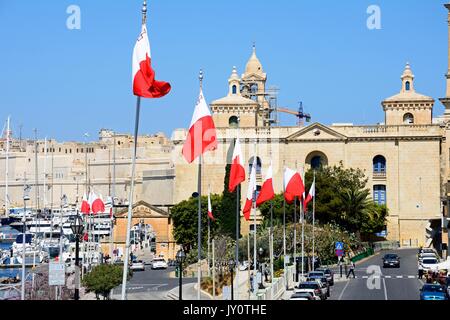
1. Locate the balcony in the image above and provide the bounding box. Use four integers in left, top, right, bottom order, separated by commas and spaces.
373, 171, 387, 180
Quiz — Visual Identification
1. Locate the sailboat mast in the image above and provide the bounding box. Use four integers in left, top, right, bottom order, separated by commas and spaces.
5, 116, 10, 218
43, 138, 47, 209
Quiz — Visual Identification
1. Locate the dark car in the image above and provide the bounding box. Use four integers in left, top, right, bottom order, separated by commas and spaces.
420, 284, 449, 301
315, 268, 334, 286
382, 254, 400, 268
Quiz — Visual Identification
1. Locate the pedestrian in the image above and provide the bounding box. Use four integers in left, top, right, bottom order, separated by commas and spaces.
418, 264, 423, 279
346, 261, 356, 279
250, 273, 254, 293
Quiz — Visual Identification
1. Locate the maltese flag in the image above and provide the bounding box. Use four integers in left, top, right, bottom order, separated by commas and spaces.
228, 137, 246, 193
89, 192, 105, 215
182, 89, 218, 163
284, 167, 305, 204
256, 164, 275, 207
303, 178, 316, 213
207, 192, 215, 221
81, 194, 90, 215
243, 157, 257, 221
132, 24, 171, 98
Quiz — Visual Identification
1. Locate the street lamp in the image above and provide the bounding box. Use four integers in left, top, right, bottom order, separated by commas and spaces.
71, 215, 84, 301
258, 247, 264, 289
176, 249, 186, 300
228, 258, 235, 300
21, 184, 31, 301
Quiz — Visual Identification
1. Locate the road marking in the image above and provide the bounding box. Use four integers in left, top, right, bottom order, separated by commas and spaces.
385, 276, 391, 279
408, 276, 415, 279
362, 276, 368, 279
382, 277, 388, 301
396, 276, 403, 279
338, 280, 351, 301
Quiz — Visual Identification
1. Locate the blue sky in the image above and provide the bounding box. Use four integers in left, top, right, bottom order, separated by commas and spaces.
0, 0, 448, 141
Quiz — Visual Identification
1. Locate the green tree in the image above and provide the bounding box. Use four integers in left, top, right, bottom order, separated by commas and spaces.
171, 195, 221, 252
82, 264, 130, 300
218, 163, 240, 238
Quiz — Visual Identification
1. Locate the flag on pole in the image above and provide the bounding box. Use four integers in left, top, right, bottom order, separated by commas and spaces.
228, 136, 245, 193
132, 24, 171, 98
182, 90, 218, 163
90, 192, 105, 214
243, 157, 257, 221
284, 167, 305, 204
81, 194, 90, 215
303, 178, 316, 213
256, 164, 274, 207
207, 192, 215, 221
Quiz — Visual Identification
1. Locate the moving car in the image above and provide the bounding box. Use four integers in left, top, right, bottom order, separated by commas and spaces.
307, 271, 325, 279
130, 260, 145, 271
151, 258, 168, 270
295, 281, 325, 300
382, 254, 400, 268
289, 292, 314, 301
420, 284, 449, 301
315, 268, 334, 286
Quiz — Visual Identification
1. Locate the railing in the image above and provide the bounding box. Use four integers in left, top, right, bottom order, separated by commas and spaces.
255, 265, 295, 300
373, 172, 387, 180
372, 241, 400, 252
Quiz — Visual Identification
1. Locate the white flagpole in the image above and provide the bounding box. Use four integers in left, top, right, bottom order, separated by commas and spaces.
301, 168, 305, 277
207, 185, 211, 278
43, 138, 47, 209
282, 161, 287, 290
5, 116, 10, 218
312, 172, 316, 271
197, 70, 204, 301
252, 146, 257, 295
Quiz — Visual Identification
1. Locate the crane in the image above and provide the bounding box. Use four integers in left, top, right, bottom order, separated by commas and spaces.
277, 102, 311, 126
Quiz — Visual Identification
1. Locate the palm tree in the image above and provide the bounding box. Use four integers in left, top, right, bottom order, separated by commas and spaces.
338, 187, 372, 234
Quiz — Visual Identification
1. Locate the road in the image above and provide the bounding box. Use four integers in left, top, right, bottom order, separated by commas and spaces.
329, 249, 423, 300
112, 265, 196, 300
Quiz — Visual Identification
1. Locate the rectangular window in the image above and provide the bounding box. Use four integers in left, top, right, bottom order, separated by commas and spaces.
374, 185, 386, 205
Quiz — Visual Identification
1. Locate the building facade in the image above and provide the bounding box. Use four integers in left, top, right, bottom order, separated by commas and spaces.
3, 2, 450, 255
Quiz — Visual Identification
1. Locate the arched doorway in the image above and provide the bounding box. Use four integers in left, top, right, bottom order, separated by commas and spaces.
305, 151, 328, 170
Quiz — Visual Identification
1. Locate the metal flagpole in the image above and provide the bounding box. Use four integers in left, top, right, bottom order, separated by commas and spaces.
294, 161, 298, 281
34, 129, 40, 212
312, 171, 316, 270
43, 138, 47, 209
197, 154, 202, 300
252, 151, 257, 295
5, 116, 10, 218
212, 238, 216, 300
235, 134, 240, 300
121, 96, 141, 300
110, 132, 116, 262
270, 200, 274, 299
301, 168, 305, 277
197, 70, 204, 301
207, 195, 211, 278
282, 161, 287, 289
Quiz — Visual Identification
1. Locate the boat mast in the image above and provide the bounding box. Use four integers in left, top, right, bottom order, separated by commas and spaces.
34, 129, 40, 212
43, 138, 47, 209
5, 116, 10, 218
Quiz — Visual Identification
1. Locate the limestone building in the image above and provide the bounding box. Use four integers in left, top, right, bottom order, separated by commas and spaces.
3, 2, 450, 255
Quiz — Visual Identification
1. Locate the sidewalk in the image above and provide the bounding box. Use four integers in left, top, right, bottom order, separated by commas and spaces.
166, 282, 212, 300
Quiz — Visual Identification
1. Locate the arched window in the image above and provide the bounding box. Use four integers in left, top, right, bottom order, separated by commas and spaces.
232, 85, 237, 95
229, 116, 239, 128
403, 113, 414, 124
373, 185, 387, 205
373, 155, 386, 174
306, 151, 328, 170
405, 81, 411, 91
249, 157, 262, 175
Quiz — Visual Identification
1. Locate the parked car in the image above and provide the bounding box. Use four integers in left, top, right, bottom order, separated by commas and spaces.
307, 276, 330, 298
151, 258, 168, 270
307, 271, 325, 279
295, 281, 325, 300
130, 260, 145, 271
420, 284, 449, 300
419, 253, 438, 262
421, 257, 440, 271
315, 268, 334, 286
382, 254, 400, 268
289, 292, 314, 301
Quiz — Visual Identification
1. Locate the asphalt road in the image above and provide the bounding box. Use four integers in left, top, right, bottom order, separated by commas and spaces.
112, 266, 196, 300
329, 249, 423, 300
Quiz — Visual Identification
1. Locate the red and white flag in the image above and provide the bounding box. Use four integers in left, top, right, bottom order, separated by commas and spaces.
256, 164, 275, 207
228, 137, 246, 193
132, 24, 171, 98
207, 192, 215, 221
182, 90, 218, 163
89, 192, 105, 215
303, 177, 316, 213
243, 157, 257, 221
81, 194, 90, 215
284, 167, 305, 204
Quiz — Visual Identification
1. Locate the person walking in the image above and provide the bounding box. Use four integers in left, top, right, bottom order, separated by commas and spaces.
418, 263, 424, 279
346, 260, 356, 279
